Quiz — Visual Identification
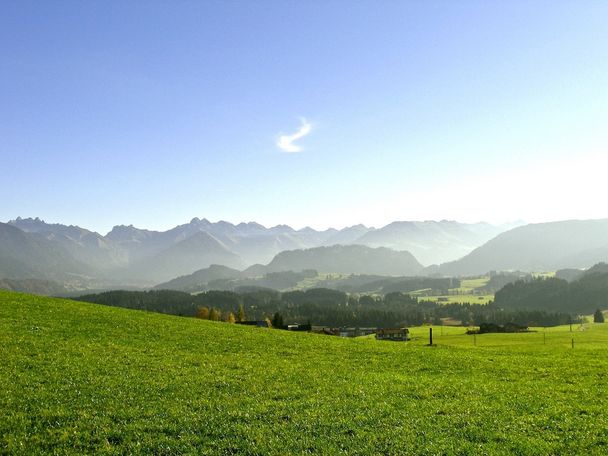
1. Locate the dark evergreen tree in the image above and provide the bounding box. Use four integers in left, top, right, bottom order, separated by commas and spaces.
271, 312, 284, 329
594, 309, 605, 323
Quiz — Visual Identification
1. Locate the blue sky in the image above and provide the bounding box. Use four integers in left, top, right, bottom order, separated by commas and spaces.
1, 1, 607, 234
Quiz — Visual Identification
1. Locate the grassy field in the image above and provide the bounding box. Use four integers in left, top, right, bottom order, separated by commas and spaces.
533, 271, 556, 278
410, 276, 494, 304
412, 293, 494, 304
2, 290, 608, 455
452, 277, 490, 292
293, 272, 350, 290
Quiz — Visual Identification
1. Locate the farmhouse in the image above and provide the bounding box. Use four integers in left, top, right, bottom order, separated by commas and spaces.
338, 327, 376, 338
376, 328, 410, 341
311, 327, 376, 337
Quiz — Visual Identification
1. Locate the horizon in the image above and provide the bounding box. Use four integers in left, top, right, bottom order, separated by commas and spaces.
5, 214, 528, 236
2, 1, 607, 234
11, 213, 608, 238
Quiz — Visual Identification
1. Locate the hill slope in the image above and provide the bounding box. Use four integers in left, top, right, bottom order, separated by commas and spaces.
354, 220, 512, 265
9, 217, 128, 271
265, 244, 424, 276
127, 231, 244, 283
153, 264, 244, 291
493, 262, 608, 314
439, 219, 608, 275
2, 290, 608, 454
154, 245, 425, 291
0, 222, 91, 280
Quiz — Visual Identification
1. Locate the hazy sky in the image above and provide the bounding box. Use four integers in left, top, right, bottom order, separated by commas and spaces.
2, 1, 607, 234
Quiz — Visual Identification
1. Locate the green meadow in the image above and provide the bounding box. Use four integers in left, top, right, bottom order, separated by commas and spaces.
2, 290, 608, 455
411, 293, 494, 305
410, 277, 494, 304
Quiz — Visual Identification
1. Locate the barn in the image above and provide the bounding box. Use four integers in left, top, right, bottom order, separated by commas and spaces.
375, 328, 410, 341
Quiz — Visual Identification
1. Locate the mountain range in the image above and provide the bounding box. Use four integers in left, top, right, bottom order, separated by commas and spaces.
3, 216, 608, 292
352, 220, 513, 265
0, 217, 513, 287
155, 244, 424, 291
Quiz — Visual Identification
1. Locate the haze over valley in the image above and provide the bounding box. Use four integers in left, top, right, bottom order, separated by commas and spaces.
3, 215, 608, 295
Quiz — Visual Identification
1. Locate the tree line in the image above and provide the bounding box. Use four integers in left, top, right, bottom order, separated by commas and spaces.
494, 268, 608, 315
75, 287, 579, 328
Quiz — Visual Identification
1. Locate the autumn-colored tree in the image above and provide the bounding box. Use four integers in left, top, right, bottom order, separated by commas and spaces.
196, 306, 210, 319
226, 312, 236, 324
237, 303, 246, 322
209, 308, 222, 321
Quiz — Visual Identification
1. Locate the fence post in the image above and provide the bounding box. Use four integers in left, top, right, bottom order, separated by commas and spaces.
429, 327, 433, 346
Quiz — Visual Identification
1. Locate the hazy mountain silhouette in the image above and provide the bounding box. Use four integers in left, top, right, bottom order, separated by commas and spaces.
0, 277, 68, 295
265, 245, 423, 276
2, 216, 517, 288
106, 218, 339, 266
154, 264, 244, 291
154, 245, 423, 291
438, 219, 608, 275
322, 224, 374, 246
0, 222, 92, 280
101, 218, 511, 267
129, 232, 244, 283
10, 217, 128, 270
353, 220, 513, 265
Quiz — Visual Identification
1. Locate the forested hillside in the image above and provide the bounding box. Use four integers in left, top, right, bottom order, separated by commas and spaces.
494, 263, 608, 314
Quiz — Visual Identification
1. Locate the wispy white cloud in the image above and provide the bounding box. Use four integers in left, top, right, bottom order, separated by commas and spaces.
276, 118, 312, 153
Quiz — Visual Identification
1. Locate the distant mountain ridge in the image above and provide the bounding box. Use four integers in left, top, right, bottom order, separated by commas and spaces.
0, 222, 92, 280
5, 216, 608, 290
2, 216, 516, 288
155, 244, 424, 292
438, 219, 608, 276
9, 216, 513, 265
355, 220, 513, 265
265, 245, 423, 275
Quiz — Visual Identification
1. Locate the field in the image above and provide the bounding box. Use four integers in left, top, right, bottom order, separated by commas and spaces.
2, 290, 608, 455
411, 276, 494, 304
293, 272, 350, 290
412, 293, 494, 304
